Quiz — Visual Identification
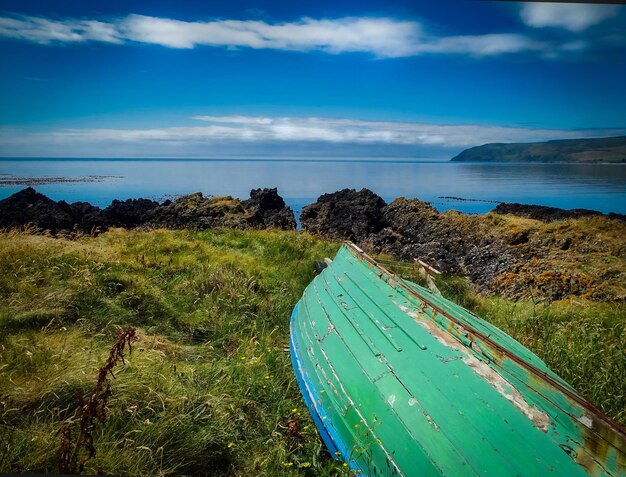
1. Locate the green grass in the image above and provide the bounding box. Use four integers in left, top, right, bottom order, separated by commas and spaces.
1, 228, 624, 475
0, 228, 349, 476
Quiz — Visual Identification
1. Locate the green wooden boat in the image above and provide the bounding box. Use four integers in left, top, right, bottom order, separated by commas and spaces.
290, 242, 626, 476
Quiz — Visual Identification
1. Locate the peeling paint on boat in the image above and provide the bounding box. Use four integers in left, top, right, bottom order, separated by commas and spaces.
290, 243, 626, 476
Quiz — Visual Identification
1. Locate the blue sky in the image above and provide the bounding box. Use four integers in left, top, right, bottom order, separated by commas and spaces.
0, 0, 625, 158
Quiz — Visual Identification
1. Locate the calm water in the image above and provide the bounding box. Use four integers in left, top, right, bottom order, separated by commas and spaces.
1, 159, 625, 217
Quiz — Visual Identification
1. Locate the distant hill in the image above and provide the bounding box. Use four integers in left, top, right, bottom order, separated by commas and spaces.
450, 136, 626, 163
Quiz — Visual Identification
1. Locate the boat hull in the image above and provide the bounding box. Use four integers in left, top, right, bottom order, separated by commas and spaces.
290, 243, 626, 477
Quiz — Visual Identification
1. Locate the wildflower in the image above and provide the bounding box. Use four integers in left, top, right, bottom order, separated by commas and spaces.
300, 462, 311, 468
282, 462, 293, 467
303, 425, 310, 430
343, 463, 348, 467
335, 451, 342, 456
291, 408, 298, 413
227, 442, 235, 448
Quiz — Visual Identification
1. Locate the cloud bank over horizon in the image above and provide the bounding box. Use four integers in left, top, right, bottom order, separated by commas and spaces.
520, 3, 620, 32
0, 10, 619, 58
1, 116, 624, 158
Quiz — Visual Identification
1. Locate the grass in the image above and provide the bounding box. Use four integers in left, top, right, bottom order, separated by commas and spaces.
0, 228, 347, 476
1, 228, 624, 475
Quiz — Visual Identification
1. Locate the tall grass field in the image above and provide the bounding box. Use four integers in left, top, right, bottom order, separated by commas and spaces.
0, 228, 624, 475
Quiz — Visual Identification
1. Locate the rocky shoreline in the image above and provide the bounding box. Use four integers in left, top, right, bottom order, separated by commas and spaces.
0, 174, 122, 186
1, 187, 624, 302
0, 187, 296, 234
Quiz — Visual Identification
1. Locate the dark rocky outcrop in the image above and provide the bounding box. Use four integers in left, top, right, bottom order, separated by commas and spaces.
101, 198, 161, 228
146, 189, 296, 230
243, 188, 297, 230
374, 198, 464, 271
300, 191, 516, 286
0, 187, 75, 233
0, 187, 296, 233
300, 188, 387, 242
306, 187, 623, 301
300, 188, 626, 301
58, 200, 105, 233
369, 198, 515, 288
493, 202, 626, 223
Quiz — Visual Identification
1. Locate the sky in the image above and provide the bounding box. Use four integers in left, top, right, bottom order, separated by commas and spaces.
0, 0, 625, 158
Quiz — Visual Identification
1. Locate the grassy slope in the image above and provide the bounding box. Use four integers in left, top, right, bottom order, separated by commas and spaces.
1, 228, 624, 475
0, 229, 346, 476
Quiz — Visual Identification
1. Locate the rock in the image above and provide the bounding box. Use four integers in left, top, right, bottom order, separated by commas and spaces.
301, 188, 387, 242
368, 198, 466, 273
148, 192, 246, 229
0, 187, 75, 233
58, 200, 104, 233
338, 195, 516, 289
300, 193, 519, 288
242, 188, 296, 230
244, 187, 286, 211
0, 187, 296, 233
149, 189, 296, 230
463, 241, 516, 291
101, 198, 160, 228
493, 202, 626, 222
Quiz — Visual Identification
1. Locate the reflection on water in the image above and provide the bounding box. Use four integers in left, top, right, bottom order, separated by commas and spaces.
0, 159, 624, 215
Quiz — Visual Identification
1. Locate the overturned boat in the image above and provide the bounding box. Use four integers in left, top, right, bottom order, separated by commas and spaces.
290, 242, 626, 476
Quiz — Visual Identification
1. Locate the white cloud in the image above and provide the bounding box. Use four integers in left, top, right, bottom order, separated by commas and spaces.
0, 13, 557, 58
119, 15, 424, 57
0, 15, 123, 43
2, 116, 624, 153
520, 3, 620, 32
193, 116, 275, 125
415, 34, 546, 56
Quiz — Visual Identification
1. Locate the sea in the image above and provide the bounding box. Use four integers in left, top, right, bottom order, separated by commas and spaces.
1, 158, 625, 222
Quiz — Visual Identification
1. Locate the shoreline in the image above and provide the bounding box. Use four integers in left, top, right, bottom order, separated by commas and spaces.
1, 186, 624, 303
1, 186, 623, 233
0, 174, 123, 186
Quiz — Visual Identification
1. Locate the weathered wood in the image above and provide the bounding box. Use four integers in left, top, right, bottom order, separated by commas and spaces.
415, 258, 442, 275
290, 242, 626, 477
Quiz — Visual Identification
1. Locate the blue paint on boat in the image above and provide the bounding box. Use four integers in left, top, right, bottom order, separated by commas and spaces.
289, 303, 363, 473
